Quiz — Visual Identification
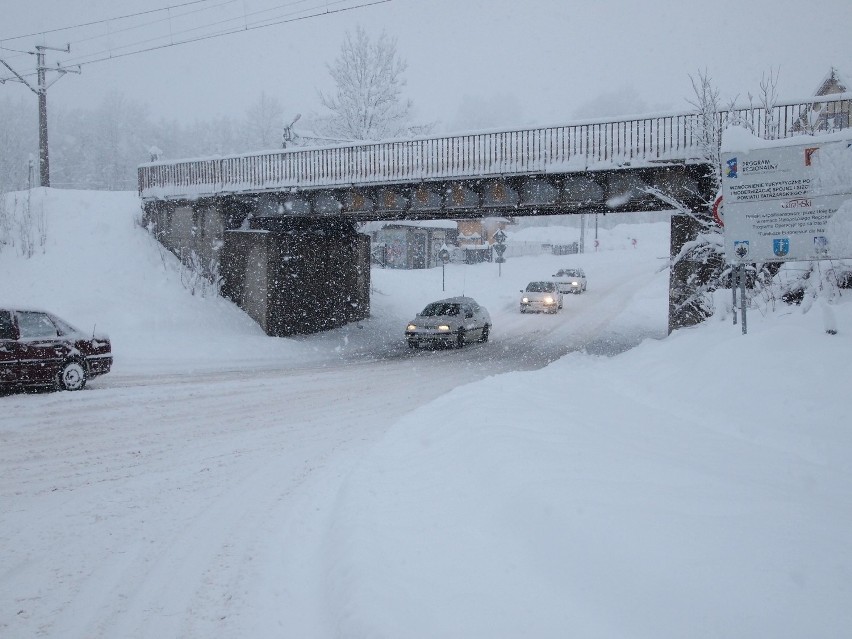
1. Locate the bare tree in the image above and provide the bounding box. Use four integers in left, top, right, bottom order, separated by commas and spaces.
316, 26, 414, 141
243, 92, 285, 149
687, 70, 725, 189
734, 68, 781, 140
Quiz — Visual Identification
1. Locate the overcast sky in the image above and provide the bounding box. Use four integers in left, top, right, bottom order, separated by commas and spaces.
1, 0, 850, 133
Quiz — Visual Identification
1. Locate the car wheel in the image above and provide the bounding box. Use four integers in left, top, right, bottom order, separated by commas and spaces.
408, 341, 417, 349
480, 324, 490, 343
57, 360, 87, 391
456, 328, 466, 348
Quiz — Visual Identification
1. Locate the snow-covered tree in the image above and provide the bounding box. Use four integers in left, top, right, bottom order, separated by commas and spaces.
316, 26, 414, 141
663, 70, 729, 329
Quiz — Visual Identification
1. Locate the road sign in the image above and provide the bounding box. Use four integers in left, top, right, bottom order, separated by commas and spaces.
493, 229, 507, 244
712, 194, 724, 227
495, 256, 506, 263
438, 248, 450, 264
493, 243, 507, 256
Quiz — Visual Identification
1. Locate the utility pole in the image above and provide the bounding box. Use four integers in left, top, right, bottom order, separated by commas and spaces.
1, 44, 80, 187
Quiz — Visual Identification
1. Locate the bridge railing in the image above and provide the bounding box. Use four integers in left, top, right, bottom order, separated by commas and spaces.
139, 93, 852, 200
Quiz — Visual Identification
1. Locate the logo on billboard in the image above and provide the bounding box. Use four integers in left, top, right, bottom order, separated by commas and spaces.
734, 240, 750, 259
781, 197, 812, 209
726, 157, 738, 178
773, 238, 790, 257
814, 236, 829, 255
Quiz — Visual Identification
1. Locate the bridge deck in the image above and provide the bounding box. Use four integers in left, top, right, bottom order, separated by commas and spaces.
139, 94, 851, 202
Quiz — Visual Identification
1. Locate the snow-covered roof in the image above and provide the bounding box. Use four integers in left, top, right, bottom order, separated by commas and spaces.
362, 220, 457, 233
813, 67, 849, 96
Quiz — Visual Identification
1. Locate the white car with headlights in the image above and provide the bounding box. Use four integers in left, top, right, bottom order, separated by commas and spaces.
405, 296, 491, 349
552, 268, 587, 294
520, 281, 563, 313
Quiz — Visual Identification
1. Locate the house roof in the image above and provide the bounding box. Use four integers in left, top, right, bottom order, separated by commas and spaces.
813, 67, 849, 96
361, 220, 457, 233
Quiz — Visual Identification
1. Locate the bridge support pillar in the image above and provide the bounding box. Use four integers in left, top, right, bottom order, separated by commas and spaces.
220, 219, 370, 336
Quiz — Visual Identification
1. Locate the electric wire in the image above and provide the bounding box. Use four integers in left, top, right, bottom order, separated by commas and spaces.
0, 0, 228, 42
1, 0, 390, 82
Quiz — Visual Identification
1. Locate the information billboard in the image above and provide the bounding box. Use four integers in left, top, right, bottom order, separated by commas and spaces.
721, 127, 852, 263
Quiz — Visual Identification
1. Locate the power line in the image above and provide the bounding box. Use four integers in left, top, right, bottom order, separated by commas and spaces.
1, 0, 391, 80
0, 0, 228, 42
62, 0, 352, 64
54, 0, 241, 50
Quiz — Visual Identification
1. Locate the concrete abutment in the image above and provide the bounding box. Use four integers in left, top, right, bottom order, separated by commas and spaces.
142, 199, 370, 337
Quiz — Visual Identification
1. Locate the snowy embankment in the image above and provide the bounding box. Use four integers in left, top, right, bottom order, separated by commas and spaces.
1, 189, 850, 638
325, 313, 852, 638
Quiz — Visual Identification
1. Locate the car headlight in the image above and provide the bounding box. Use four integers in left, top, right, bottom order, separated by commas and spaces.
521, 297, 529, 303
571, 281, 579, 286
544, 296, 554, 304
407, 324, 417, 331
437, 324, 450, 331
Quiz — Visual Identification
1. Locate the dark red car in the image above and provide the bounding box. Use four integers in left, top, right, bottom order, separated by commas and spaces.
0, 308, 112, 391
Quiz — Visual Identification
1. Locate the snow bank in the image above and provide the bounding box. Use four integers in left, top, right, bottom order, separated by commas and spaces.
326, 299, 852, 638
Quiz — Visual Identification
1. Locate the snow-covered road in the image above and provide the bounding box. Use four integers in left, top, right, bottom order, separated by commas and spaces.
1, 252, 667, 637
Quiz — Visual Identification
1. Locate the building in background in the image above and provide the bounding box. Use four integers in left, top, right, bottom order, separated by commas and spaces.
362, 220, 457, 269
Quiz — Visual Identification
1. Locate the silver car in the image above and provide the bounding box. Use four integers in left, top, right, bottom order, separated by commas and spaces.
520, 281, 563, 313
406, 296, 491, 349
552, 268, 587, 294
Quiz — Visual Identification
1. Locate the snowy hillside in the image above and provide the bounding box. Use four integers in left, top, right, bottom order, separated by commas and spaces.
1, 189, 851, 638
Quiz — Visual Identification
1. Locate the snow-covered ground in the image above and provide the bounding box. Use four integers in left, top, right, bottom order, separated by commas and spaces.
1, 189, 850, 638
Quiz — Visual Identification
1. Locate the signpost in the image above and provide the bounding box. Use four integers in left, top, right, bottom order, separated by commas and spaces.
493, 229, 507, 276
438, 245, 450, 291
721, 126, 852, 333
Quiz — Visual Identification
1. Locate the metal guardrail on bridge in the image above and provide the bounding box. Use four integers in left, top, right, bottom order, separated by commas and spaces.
139, 94, 852, 201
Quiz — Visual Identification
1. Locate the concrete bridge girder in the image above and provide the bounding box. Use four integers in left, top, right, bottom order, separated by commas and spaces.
344, 190, 373, 213
520, 178, 560, 208
410, 185, 443, 211
562, 175, 606, 208
376, 189, 409, 212
446, 183, 480, 210
313, 192, 344, 215
281, 194, 311, 215
482, 180, 519, 208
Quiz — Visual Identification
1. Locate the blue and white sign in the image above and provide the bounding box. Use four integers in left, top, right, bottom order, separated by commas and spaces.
721, 127, 852, 263
772, 238, 790, 257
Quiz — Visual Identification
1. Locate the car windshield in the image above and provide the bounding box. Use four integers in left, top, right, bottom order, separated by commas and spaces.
525, 282, 554, 292
49, 315, 81, 336
420, 303, 461, 317
557, 269, 581, 277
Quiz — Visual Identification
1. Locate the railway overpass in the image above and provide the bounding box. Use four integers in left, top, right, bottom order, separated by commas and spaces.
138, 93, 851, 336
